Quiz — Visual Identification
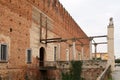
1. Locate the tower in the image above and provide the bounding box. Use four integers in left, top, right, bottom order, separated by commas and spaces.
107, 17, 115, 71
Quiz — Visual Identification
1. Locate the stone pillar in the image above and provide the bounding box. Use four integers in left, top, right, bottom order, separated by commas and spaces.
107, 17, 115, 71
81, 44, 84, 60
89, 38, 93, 60
69, 45, 71, 61
66, 49, 69, 61
72, 41, 76, 60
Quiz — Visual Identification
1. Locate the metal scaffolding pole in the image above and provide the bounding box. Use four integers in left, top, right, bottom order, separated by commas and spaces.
94, 43, 97, 60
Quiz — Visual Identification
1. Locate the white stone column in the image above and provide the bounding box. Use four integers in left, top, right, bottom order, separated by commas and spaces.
66, 49, 69, 61
107, 17, 115, 71
72, 41, 76, 60
81, 44, 84, 60
89, 38, 93, 60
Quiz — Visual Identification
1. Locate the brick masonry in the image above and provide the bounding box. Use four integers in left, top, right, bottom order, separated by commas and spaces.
0, 0, 90, 79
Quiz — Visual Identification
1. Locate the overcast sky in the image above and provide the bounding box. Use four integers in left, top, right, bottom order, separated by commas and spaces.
59, 0, 120, 58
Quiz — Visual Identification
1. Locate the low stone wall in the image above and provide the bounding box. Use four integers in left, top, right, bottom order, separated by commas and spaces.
81, 60, 107, 80
0, 60, 107, 80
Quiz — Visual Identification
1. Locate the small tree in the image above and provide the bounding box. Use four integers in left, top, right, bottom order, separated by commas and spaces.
62, 61, 83, 80
115, 59, 120, 63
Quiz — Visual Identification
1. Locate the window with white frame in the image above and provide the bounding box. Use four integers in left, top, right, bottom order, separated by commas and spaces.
78, 52, 81, 60
26, 49, 32, 63
0, 44, 8, 61
54, 46, 57, 61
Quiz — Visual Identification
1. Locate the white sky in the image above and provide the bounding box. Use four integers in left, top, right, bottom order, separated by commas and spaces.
59, 0, 120, 58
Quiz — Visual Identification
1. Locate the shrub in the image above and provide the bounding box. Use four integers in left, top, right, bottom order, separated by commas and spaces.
62, 61, 83, 80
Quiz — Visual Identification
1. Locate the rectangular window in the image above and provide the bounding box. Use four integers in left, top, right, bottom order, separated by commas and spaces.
0, 44, 8, 62
27, 49, 32, 63
54, 46, 57, 61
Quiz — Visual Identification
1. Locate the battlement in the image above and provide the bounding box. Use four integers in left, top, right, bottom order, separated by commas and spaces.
27, 0, 88, 40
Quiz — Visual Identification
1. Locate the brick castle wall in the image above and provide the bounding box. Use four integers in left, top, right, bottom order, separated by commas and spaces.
0, 0, 90, 79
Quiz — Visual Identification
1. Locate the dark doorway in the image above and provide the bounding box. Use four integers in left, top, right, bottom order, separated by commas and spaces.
39, 47, 45, 67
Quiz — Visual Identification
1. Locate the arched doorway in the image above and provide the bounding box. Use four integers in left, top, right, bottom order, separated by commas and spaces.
39, 47, 45, 67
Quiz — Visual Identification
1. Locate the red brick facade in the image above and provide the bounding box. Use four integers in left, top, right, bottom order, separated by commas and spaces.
0, 0, 90, 79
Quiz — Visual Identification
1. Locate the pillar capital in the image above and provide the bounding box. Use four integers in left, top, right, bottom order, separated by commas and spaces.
108, 17, 114, 27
